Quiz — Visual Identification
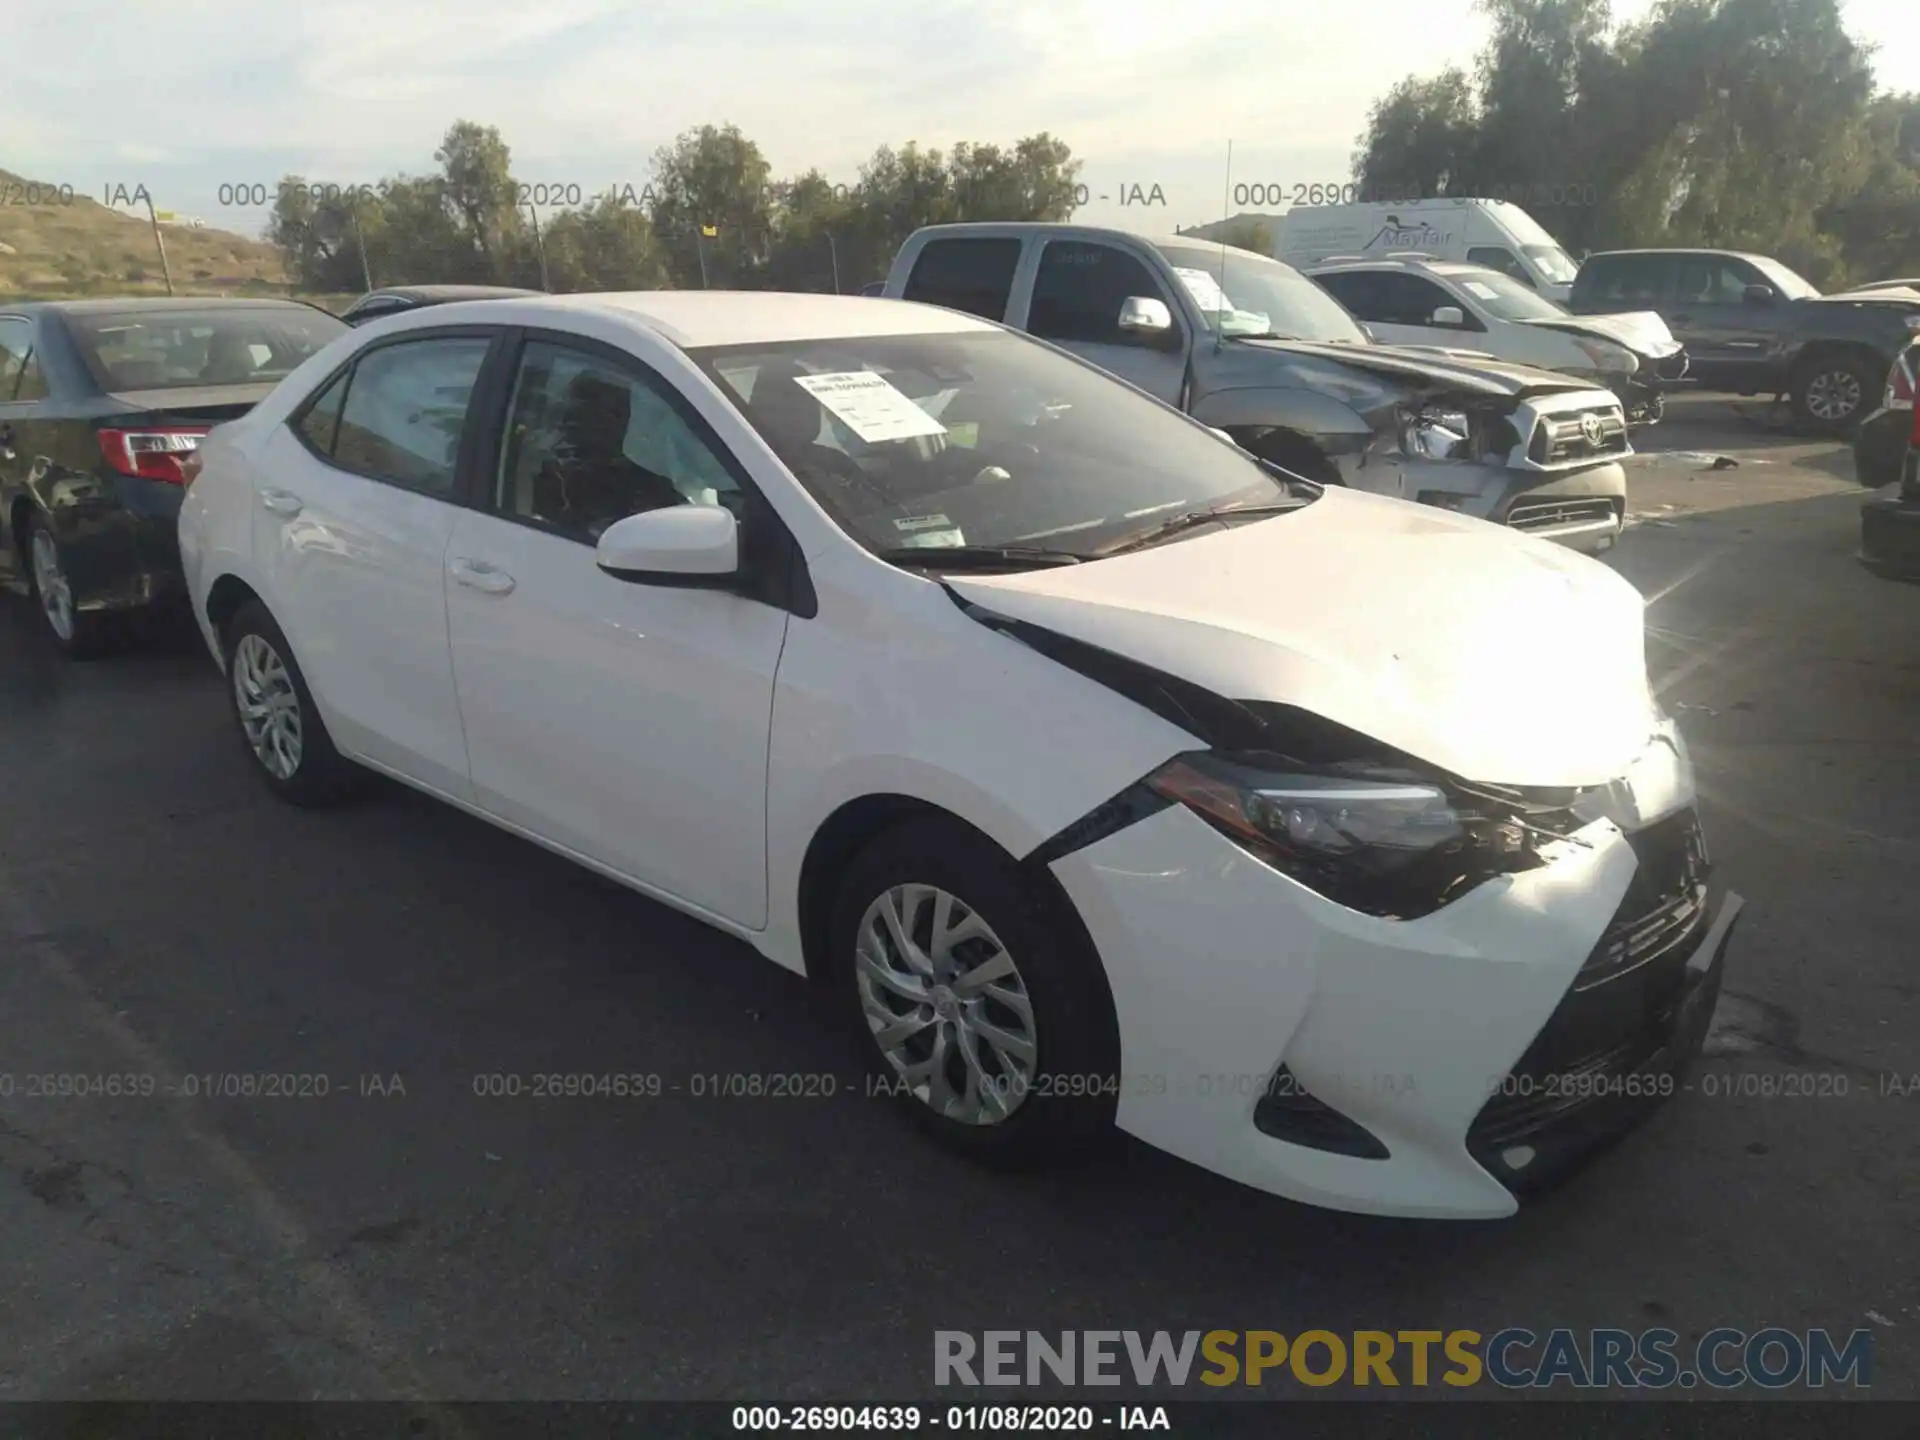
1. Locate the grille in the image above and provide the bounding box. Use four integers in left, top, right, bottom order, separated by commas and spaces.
1507, 496, 1620, 533
1528, 404, 1631, 465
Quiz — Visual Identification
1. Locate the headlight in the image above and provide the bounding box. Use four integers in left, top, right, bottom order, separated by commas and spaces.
1398, 406, 1472, 461
1572, 337, 1638, 374
1145, 751, 1545, 919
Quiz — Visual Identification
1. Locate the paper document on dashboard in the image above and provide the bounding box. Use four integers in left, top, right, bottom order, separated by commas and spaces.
793, 371, 948, 443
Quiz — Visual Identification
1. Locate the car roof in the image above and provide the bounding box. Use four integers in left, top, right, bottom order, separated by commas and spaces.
1581, 248, 1774, 265
1308, 257, 1482, 277
365, 285, 544, 302
2, 296, 327, 316
906, 220, 1273, 264
421, 290, 1001, 347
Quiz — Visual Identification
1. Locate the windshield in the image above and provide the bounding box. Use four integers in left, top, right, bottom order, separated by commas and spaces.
1522, 245, 1581, 285
67, 307, 346, 392
1520, 245, 1582, 284
1449, 268, 1570, 321
689, 329, 1306, 559
1752, 257, 1821, 299
1154, 243, 1368, 343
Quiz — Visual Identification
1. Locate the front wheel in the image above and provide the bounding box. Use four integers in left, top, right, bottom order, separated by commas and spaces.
221, 599, 365, 806
1792, 355, 1879, 434
830, 816, 1120, 1166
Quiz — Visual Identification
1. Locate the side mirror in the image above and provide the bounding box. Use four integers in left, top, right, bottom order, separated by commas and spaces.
596, 504, 739, 584
1743, 284, 1776, 306
1117, 295, 1174, 339
1432, 306, 1466, 328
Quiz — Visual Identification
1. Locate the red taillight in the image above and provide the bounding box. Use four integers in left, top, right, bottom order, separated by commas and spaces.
97, 426, 211, 485
1890, 359, 1916, 408
1910, 397, 1919, 447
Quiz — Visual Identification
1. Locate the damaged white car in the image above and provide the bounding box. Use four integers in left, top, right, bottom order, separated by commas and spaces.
180, 291, 1743, 1220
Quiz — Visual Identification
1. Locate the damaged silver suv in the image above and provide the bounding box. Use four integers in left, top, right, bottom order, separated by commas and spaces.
883, 223, 1631, 554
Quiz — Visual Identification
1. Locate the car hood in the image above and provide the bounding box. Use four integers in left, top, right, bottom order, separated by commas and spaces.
1808, 289, 1920, 313
1235, 337, 1599, 398
946, 488, 1656, 789
1515, 310, 1681, 359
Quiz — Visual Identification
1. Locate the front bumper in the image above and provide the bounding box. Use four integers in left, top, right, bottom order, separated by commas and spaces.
1409, 460, 1628, 555
1047, 754, 1736, 1218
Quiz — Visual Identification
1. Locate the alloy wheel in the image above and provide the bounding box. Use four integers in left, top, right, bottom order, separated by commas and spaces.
29, 530, 74, 642
1805, 368, 1863, 423
855, 883, 1038, 1125
233, 632, 304, 780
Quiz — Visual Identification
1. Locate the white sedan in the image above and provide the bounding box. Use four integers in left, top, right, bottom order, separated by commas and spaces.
177, 291, 1742, 1218
1310, 258, 1689, 425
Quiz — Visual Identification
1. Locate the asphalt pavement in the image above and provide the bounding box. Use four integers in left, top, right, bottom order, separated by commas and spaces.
1, 397, 1915, 1404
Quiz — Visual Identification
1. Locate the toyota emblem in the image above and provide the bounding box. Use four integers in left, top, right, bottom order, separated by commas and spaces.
1579, 413, 1605, 446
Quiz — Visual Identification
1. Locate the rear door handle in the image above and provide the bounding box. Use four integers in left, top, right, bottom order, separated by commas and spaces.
259, 488, 304, 516
448, 557, 516, 595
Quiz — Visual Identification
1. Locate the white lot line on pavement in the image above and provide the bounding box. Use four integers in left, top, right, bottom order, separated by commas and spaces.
0, 873, 473, 1419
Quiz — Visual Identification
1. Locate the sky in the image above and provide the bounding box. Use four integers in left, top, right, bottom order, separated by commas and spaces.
0, 0, 1911, 240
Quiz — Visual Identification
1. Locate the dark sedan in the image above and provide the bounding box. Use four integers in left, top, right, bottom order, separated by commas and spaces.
339, 284, 542, 325
0, 298, 346, 657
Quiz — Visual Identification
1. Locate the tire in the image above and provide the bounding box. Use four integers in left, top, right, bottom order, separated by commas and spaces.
221, 598, 364, 806
21, 516, 115, 659
829, 815, 1120, 1167
1237, 428, 1344, 486
1792, 353, 1880, 435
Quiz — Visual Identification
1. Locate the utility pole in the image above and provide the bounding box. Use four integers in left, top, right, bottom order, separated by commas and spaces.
697, 224, 715, 288
526, 204, 552, 291
142, 193, 175, 295
351, 209, 374, 290
827, 232, 841, 294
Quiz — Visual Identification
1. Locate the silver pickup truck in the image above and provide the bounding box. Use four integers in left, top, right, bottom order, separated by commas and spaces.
881, 223, 1632, 554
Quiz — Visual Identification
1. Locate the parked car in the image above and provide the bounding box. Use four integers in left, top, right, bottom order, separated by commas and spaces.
1568, 249, 1920, 433
339, 284, 542, 325
180, 290, 1742, 1219
882, 223, 1632, 554
1272, 197, 1582, 300
1852, 338, 1919, 488
1307, 257, 1687, 426
1859, 401, 1919, 582
1837, 279, 1920, 297
0, 297, 346, 656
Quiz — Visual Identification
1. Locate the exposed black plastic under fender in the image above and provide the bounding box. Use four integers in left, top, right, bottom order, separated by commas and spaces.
1023, 782, 1170, 872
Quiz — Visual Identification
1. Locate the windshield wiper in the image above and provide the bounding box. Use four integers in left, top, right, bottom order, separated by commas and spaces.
1091, 499, 1309, 558
870, 544, 1085, 570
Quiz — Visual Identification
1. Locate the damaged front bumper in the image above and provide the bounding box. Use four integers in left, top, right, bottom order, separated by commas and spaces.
1043, 749, 1740, 1219
1343, 388, 1632, 554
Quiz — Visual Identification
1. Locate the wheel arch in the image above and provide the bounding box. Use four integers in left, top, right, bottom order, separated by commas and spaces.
203, 571, 265, 642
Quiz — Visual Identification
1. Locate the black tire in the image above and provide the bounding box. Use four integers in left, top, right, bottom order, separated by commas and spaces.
829, 815, 1120, 1167
1791, 353, 1880, 435
221, 598, 365, 806
19, 515, 116, 660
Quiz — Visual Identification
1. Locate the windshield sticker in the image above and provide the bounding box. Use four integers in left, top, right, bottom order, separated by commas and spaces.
1173, 267, 1229, 312
1462, 281, 1500, 300
793, 370, 947, 444
893, 514, 954, 532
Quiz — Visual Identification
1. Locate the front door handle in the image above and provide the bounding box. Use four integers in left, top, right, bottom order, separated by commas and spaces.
259, 488, 304, 516
448, 557, 516, 595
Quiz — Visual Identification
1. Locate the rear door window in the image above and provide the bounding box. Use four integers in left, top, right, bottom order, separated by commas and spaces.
1576, 254, 1672, 308
328, 336, 493, 496
900, 239, 1023, 321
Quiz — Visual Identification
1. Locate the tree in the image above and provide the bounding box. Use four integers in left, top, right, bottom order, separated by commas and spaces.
434, 121, 526, 282
541, 196, 669, 292
646, 124, 774, 288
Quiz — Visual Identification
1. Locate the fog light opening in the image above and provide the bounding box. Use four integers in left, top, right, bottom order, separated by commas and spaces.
1501, 1144, 1537, 1171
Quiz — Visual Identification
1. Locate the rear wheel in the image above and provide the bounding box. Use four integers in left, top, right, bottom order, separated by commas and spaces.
23, 519, 113, 659
222, 599, 365, 806
830, 816, 1120, 1166
1792, 354, 1878, 434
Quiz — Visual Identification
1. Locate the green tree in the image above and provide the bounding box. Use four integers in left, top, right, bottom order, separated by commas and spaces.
646, 123, 775, 288
541, 196, 669, 291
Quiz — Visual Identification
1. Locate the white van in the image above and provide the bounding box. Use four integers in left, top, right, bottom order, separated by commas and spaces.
1273, 199, 1583, 301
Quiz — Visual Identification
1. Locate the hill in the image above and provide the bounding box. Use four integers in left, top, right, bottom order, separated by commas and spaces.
1, 167, 291, 300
